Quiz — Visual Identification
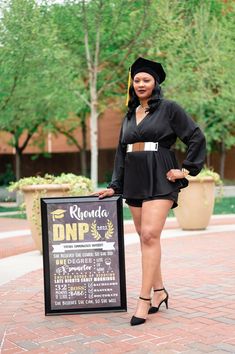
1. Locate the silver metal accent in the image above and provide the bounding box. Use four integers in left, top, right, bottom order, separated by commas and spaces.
126, 144, 133, 152
127, 142, 159, 152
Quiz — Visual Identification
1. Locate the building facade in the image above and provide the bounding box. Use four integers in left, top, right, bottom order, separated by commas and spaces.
0, 108, 235, 182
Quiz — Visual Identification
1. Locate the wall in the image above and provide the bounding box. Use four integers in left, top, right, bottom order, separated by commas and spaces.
1, 147, 235, 183
0, 106, 235, 181
0, 150, 115, 183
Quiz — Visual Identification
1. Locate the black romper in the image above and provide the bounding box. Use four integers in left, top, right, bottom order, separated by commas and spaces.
108, 99, 206, 208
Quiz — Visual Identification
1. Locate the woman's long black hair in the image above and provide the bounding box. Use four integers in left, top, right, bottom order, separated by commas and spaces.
126, 82, 163, 119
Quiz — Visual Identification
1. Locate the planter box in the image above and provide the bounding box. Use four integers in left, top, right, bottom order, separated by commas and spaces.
22, 184, 72, 253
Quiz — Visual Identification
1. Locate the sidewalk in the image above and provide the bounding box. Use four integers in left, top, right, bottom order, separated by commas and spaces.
0, 215, 235, 353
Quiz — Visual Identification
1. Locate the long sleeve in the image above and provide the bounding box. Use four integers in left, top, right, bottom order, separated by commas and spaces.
169, 101, 206, 176
107, 122, 127, 194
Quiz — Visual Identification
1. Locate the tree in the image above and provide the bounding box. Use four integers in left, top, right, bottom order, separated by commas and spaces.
179, 2, 235, 176
50, 107, 89, 176
0, 0, 76, 179
148, 0, 235, 177
50, 0, 151, 188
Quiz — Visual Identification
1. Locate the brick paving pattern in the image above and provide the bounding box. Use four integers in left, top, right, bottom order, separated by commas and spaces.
0, 216, 235, 353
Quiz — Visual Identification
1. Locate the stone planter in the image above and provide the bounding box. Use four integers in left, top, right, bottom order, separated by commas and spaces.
22, 184, 72, 253
173, 176, 215, 230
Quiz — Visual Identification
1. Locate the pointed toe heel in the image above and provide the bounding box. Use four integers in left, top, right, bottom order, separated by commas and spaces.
130, 315, 146, 326
130, 296, 151, 326
148, 287, 169, 314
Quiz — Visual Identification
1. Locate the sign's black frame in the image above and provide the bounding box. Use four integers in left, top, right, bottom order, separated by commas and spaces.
41, 195, 127, 315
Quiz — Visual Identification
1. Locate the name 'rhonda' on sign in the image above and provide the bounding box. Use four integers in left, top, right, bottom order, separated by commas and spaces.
70, 205, 109, 221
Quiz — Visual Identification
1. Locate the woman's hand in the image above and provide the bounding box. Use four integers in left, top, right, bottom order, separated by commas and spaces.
91, 188, 115, 199
166, 169, 186, 182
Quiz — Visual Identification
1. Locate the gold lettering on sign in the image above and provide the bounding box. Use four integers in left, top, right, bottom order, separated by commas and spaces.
65, 223, 77, 240
53, 223, 89, 241
78, 223, 89, 240
53, 224, 64, 241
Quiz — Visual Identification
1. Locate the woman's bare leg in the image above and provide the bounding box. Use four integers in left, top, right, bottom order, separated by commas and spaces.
129, 205, 142, 236
133, 199, 173, 319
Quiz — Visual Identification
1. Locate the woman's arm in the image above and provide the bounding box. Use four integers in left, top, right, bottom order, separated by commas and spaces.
169, 101, 206, 176
106, 123, 126, 193
96, 121, 126, 199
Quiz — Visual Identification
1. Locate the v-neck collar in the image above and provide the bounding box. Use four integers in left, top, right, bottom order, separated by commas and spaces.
135, 110, 150, 127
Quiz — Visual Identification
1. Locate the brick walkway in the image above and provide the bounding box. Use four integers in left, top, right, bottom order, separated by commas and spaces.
0, 216, 235, 353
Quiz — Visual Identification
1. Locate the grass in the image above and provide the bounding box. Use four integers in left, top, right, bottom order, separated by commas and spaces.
213, 196, 235, 214
0, 206, 20, 212
0, 197, 234, 220
2, 213, 26, 219
0, 205, 26, 219
0, 206, 26, 219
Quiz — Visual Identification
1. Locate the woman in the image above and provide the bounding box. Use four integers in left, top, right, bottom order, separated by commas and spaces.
97, 57, 206, 326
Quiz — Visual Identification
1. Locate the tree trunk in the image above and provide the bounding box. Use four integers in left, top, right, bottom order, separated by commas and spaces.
13, 130, 33, 181
220, 142, 226, 179
90, 98, 98, 188
80, 117, 87, 176
15, 146, 23, 205
80, 149, 87, 176
82, 0, 100, 189
15, 147, 22, 181
206, 153, 211, 167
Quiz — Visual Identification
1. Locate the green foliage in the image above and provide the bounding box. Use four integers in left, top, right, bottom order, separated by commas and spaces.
184, 3, 235, 153
0, 164, 16, 186
0, 0, 70, 127
0, 0, 77, 178
188, 167, 222, 186
148, 0, 235, 157
50, 0, 151, 110
8, 173, 93, 195
0, 0, 234, 180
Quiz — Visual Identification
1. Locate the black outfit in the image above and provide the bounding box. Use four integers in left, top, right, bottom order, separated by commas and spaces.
108, 99, 206, 208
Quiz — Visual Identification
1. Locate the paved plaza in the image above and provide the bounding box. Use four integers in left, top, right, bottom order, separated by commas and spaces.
0, 215, 235, 353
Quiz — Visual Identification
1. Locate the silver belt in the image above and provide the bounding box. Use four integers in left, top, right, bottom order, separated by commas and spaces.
127, 142, 159, 153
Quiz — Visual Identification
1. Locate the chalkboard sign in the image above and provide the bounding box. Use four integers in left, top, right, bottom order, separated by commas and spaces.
41, 195, 126, 315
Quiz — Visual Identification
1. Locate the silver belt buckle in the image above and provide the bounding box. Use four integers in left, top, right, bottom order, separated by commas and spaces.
144, 142, 158, 151
127, 144, 133, 152
127, 142, 158, 152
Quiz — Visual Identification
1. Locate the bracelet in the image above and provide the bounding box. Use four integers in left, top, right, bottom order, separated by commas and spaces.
181, 168, 190, 177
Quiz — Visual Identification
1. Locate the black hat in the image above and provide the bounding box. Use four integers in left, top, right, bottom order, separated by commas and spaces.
130, 57, 166, 84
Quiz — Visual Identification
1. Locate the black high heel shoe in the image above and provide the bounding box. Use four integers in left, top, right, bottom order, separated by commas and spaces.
148, 288, 169, 314
130, 296, 151, 326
